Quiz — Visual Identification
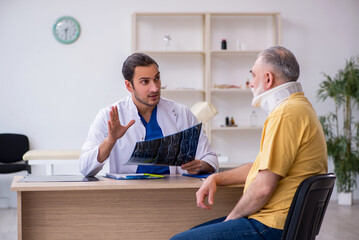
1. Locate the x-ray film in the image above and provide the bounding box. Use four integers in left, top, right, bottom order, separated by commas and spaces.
126, 123, 202, 166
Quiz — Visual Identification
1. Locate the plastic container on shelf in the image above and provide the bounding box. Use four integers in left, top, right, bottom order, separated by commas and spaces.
250, 111, 258, 127
221, 39, 227, 50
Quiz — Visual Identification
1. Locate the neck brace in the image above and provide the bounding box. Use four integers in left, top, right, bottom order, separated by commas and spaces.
252, 82, 303, 115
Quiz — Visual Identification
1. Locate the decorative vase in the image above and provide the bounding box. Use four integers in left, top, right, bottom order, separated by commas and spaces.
338, 191, 353, 205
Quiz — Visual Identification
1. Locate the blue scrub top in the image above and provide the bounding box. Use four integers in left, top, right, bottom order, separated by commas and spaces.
136, 106, 170, 174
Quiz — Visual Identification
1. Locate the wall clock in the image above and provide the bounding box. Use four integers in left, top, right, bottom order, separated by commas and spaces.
53, 16, 81, 44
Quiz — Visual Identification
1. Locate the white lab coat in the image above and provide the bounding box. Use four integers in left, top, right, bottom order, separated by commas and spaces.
79, 97, 218, 176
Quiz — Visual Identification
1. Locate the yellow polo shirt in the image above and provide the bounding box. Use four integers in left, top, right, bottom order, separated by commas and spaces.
244, 92, 328, 230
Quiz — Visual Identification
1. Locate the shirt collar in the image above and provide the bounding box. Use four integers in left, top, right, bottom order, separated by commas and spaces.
138, 105, 157, 126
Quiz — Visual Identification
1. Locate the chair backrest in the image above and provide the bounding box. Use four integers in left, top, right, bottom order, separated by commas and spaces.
281, 173, 336, 240
0, 133, 29, 163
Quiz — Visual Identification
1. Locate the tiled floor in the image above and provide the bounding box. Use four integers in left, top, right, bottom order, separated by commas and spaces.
316, 200, 359, 240
0, 200, 358, 239
0, 207, 17, 240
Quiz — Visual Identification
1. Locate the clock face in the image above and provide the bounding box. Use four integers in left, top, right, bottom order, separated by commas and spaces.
53, 16, 80, 44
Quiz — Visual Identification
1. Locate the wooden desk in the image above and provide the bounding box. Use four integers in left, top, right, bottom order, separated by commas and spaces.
11, 175, 243, 240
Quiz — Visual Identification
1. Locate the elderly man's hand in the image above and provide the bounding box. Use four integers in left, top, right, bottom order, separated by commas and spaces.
196, 174, 218, 210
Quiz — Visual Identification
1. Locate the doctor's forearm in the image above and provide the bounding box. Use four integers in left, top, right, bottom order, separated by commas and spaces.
201, 161, 215, 173
97, 137, 116, 163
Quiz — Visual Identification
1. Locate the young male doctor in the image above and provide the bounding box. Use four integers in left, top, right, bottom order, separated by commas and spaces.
79, 53, 218, 177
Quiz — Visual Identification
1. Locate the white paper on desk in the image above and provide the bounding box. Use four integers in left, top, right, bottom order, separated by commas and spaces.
105, 173, 162, 180
18, 175, 99, 182
126, 123, 202, 166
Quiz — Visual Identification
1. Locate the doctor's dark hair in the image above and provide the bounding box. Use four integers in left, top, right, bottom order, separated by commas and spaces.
122, 53, 159, 84
258, 46, 300, 82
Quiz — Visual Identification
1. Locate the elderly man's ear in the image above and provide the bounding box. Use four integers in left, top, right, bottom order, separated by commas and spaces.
265, 72, 275, 88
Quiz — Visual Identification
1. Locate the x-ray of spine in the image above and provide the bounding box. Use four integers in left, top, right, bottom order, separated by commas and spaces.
126, 123, 202, 166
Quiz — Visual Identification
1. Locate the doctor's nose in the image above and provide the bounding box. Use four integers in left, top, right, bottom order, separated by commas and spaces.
149, 81, 159, 92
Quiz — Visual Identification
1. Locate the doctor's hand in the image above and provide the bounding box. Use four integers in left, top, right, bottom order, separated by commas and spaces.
181, 159, 214, 175
196, 174, 218, 210
97, 106, 135, 163
107, 106, 135, 143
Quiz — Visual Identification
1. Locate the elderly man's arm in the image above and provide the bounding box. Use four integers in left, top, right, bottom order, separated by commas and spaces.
196, 163, 253, 210
225, 169, 280, 221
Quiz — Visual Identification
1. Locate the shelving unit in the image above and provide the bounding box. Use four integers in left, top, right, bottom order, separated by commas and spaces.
210, 87, 253, 91
132, 12, 281, 166
211, 50, 261, 55
211, 126, 263, 131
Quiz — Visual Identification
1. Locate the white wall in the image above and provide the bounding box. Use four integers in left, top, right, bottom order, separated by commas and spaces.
1, 0, 359, 203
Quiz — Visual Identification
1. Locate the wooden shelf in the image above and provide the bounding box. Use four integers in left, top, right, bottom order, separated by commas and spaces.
162, 89, 205, 93
211, 126, 262, 131
211, 50, 261, 55
211, 88, 252, 93
210, 12, 281, 17
219, 163, 243, 169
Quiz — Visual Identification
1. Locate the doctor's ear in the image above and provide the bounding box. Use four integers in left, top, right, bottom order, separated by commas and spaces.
125, 80, 134, 92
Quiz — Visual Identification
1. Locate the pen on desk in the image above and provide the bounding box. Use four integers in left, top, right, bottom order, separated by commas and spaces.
144, 173, 164, 178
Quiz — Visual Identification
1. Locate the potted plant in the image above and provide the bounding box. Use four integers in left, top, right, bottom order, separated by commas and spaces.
317, 56, 359, 205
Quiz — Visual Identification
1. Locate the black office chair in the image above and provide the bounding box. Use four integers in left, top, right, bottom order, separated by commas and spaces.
0, 133, 31, 174
281, 173, 336, 240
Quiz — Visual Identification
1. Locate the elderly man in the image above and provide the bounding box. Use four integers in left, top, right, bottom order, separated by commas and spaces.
171, 46, 327, 240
